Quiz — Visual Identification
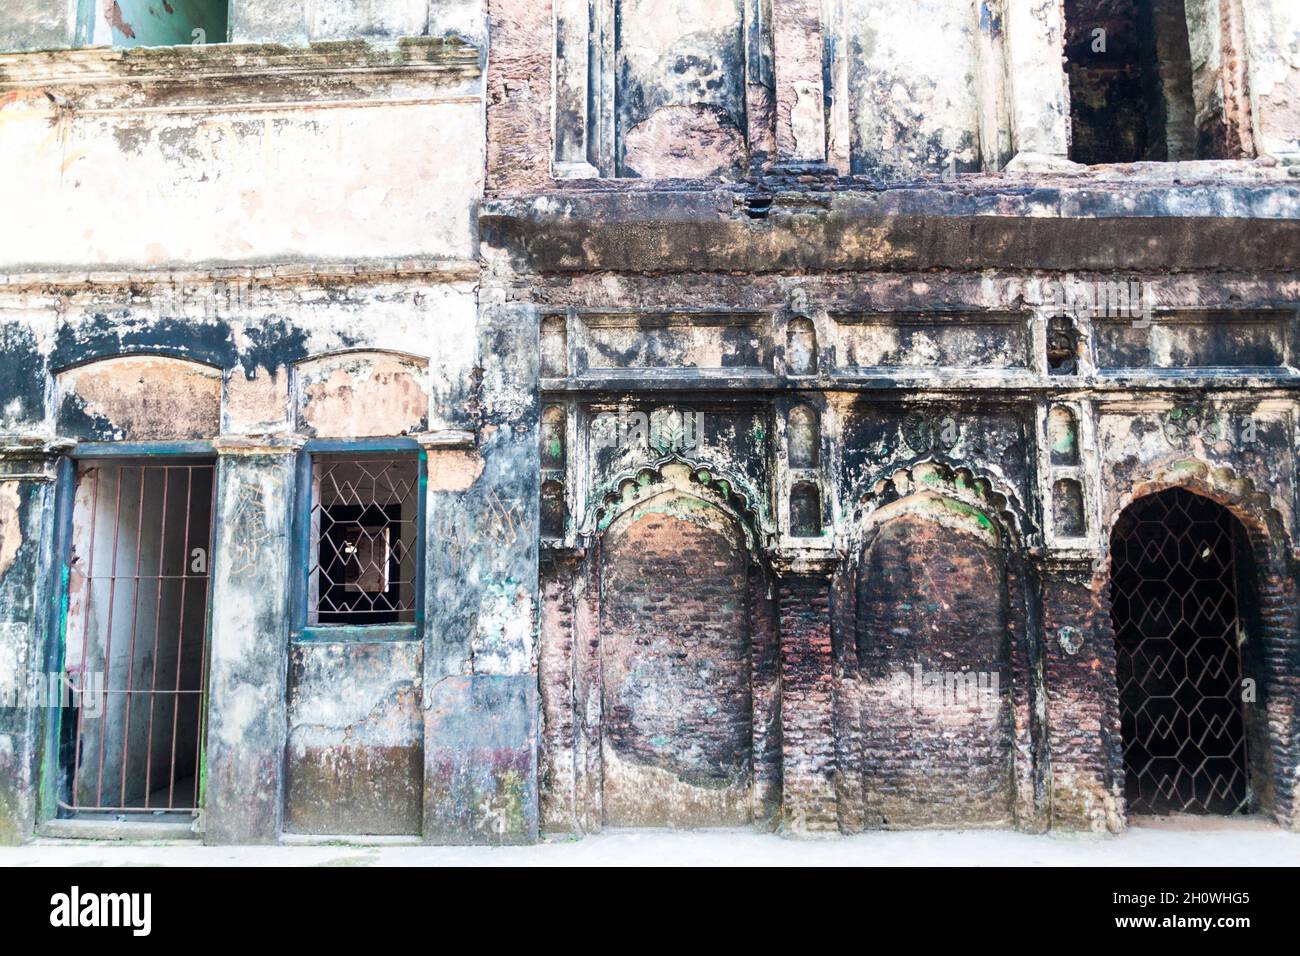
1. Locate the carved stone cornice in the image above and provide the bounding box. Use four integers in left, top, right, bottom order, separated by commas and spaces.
0, 435, 75, 480
1029, 546, 1102, 581
481, 183, 1300, 274
770, 549, 843, 578
0, 37, 481, 112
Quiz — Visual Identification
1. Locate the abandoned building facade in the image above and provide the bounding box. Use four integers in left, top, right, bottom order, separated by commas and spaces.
0, 0, 1298, 845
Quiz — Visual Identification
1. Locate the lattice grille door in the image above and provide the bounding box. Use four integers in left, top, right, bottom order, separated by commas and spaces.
1110, 489, 1249, 815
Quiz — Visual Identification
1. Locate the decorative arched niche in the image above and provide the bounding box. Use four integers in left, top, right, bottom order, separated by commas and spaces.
833, 460, 1041, 832
56, 354, 222, 441
538, 458, 780, 834
786, 318, 818, 377
293, 350, 430, 439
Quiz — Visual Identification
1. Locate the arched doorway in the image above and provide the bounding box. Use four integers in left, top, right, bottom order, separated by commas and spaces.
1109, 488, 1252, 815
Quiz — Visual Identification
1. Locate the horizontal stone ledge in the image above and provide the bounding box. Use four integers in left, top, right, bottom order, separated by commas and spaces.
0, 37, 481, 89
0, 257, 480, 291
480, 185, 1300, 274
543, 374, 1300, 394
0, 435, 75, 461
213, 434, 308, 455
416, 429, 476, 449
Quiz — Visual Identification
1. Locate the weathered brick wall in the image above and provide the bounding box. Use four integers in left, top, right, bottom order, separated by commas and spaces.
748, 561, 782, 825
846, 511, 1016, 828
537, 476, 782, 832
1040, 566, 1122, 832
599, 502, 754, 826
779, 570, 837, 832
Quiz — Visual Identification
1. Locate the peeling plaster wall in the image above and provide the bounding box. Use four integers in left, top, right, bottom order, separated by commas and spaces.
0, 25, 528, 847
0, 1, 72, 52
0, 40, 482, 270
0, 276, 480, 440
615, 0, 748, 177
285, 640, 424, 835
0, 467, 57, 844
230, 0, 487, 47
1244, 0, 1300, 160
56, 354, 221, 441
294, 352, 431, 438
844, 0, 981, 176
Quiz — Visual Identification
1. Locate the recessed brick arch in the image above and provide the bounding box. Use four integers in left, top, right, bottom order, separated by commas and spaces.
538, 460, 780, 833
586, 454, 772, 550
833, 459, 1045, 831
1097, 461, 1299, 829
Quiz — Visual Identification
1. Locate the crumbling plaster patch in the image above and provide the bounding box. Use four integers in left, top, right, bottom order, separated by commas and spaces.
0, 41, 483, 271
296, 352, 431, 438
1243, 0, 1300, 157
426, 449, 484, 491
0, 483, 23, 580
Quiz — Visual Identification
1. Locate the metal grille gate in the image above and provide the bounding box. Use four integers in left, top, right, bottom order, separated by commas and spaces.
60, 461, 216, 816
1110, 488, 1250, 815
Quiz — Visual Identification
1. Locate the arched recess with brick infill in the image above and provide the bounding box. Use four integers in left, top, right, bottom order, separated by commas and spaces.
833, 459, 1046, 832
1097, 462, 1300, 831
538, 458, 779, 834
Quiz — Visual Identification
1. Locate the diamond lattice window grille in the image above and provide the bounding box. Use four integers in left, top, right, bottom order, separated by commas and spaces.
309, 456, 419, 626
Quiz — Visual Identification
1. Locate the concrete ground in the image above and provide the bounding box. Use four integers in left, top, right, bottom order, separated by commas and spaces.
2, 816, 1298, 866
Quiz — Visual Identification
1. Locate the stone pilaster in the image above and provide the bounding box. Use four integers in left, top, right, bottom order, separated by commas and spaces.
1035, 549, 1123, 833
202, 435, 302, 845
771, 0, 827, 166
776, 551, 839, 834
1004, 0, 1071, 162
420, 302, 540, 844
0, 437, 71, 844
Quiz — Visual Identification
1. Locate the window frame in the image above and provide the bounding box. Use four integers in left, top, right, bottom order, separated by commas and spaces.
290, 438, 427, 644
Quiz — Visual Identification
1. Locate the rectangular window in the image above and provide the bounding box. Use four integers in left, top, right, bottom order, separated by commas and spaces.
305, 454, 421, 630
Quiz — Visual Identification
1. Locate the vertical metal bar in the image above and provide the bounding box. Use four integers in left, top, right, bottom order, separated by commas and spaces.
117, 465, 149, 806
192, 463, 218, 810
93, 465, 126, 809
69, 464, 101, 811
416, 450, 427, 632
167, 465, 196, 809
291, 452, 313, 636
142, 465, 172, 808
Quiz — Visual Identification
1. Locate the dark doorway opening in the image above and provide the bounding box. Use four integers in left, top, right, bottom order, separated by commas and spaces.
1064, 0, 1197, 164
59, 459, 215, 817
1109, 488, 1254, 815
